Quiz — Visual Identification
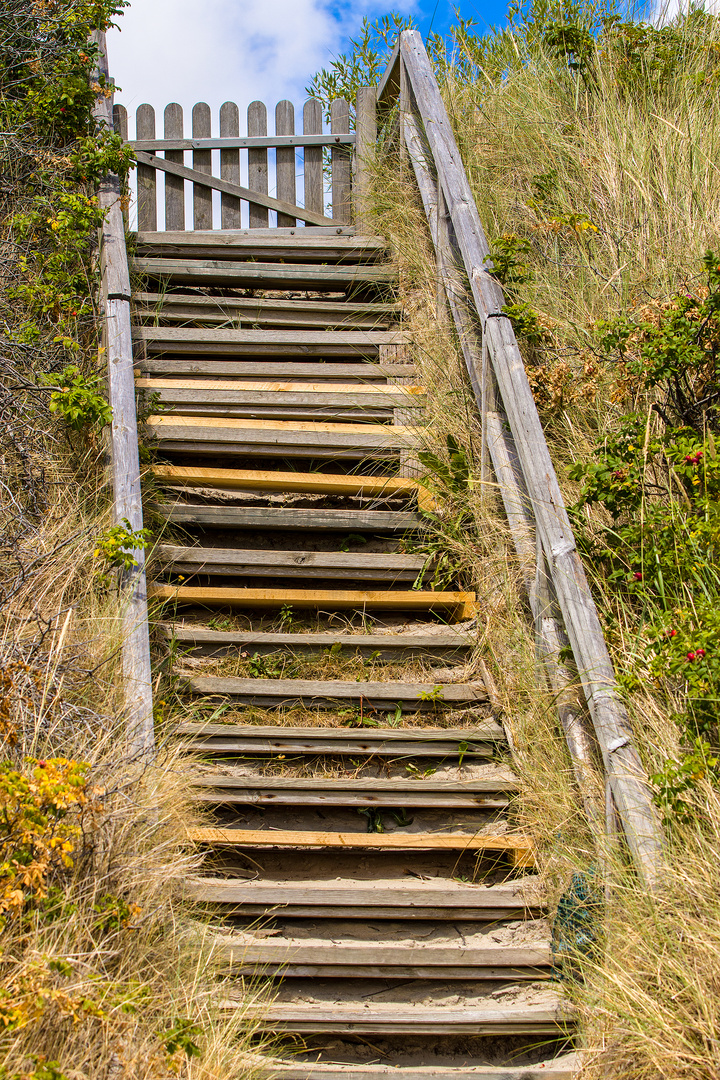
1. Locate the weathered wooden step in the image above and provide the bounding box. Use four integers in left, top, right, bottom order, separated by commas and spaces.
226, 1002, 568, 1034
152, 465, 432, 509
150, 585, 476, 618
183, 878, 539, 919
131, 257, 395, 290
134, 299, 396, 331
267, 1064, 577, 1079
221, 941, 552, 979
163, 628, 475, 659
153, 505, 423, 531
146, 415, 416, 458
189, 828, 533, 865
186, 676, 487, 709
157, 546, 426, 582
137, 378, 425, 409
175, 722, 503, 757
135, 328, 408, 356
134, 231, 387, 262
193, 774, 513, 808
140, 360, 415, 381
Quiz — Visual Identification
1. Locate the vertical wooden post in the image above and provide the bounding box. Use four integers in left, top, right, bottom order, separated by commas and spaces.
355, 86, 377, 234
92, 31, 154, 759
331, 98, 351, 224
399, 61, 409, 162
136, 104, 156, 231
113, 103, 127, 140
275, 100, 296, 228
164, 103, 185, 231
247, 101, 268, 228
220, 101, 241, 229
192, 102, 212, 230
303, 98, 323, 218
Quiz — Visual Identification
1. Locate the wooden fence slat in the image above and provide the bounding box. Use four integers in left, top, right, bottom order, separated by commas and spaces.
303, 98, 323, 216
355, 86, 377, 233
164, 103, 185, 231
331, 97, 351, 224
275, 100, 296, 227
248, 100, 268, 228
192, 102, 212, 229
219, 101, 241, 229
136, 104, 156, 231
130, 134, 354, 151
396, 29, 663, 887
113, 103, 127, 139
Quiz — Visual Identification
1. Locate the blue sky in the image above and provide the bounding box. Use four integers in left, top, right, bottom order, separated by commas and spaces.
107, 0, 511, 131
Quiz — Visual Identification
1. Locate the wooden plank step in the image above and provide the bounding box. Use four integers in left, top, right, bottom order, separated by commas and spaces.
175, 722, 503, 757
266, 1063, 577, 1078
193, 774, 513, 808
153, 506, 424, 532
186, 677, 487, 709
189, 828, 534, 865
135, 328, 409, 356
183, 879, 539, 919
146, 416, 417, 458
227, 1003, 568, 1034
139, 361, 416, 380
134, 232, 387, 262
131, 257, 395, 289
149, 585, 477, 619
220, 941, 552, 979
157, 546, 427, 582
134, 293, 400, 326
163, 628, 475, 659
151, 466, 432, 508
137, 378, 425, 408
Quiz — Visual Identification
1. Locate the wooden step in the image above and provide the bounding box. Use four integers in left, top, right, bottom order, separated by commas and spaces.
134, 232, 387, 263
139, 360, 416, 380
135, 327, 409, 356
220, 941, 552, 979
153, 505, 424, 532
134, 296, 397, 331
193, 774, 514, 808
157, 546, 427, 582
189, 828, 534, 865
226, 1002, 568, 1034
163, 628, 475, 659
183, 879, 539, 919
146, 415, 417, 458
151, 466, 433, 509
131, 257, 395, 290
137, 378, 425, 409
266, 1065, 578, 1080
186, 676, 487, 709
175, 722, 504, 757
149, 585, 477, 619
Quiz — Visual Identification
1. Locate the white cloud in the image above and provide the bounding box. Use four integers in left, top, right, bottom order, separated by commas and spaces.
107, 0, 415, 135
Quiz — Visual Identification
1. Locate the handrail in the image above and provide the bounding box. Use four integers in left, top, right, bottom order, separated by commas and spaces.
92, 31, 155, 758
375, 30, 663, 888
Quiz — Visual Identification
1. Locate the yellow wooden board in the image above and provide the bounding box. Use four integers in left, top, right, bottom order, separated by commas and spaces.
137, 378, 426, 396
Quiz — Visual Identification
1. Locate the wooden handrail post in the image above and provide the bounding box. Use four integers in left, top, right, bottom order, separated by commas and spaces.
92, 30, 155, 759
354, 86, 377, 234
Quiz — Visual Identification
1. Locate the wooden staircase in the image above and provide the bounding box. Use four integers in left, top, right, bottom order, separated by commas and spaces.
134, 226, 576, 1078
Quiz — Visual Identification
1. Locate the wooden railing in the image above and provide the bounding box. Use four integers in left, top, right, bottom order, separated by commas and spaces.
93, 31, 154, 757
370, 31, 664, 889
117, 96, 377, 231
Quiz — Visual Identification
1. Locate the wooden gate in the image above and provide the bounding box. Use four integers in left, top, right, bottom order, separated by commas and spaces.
115, 96, 376, 231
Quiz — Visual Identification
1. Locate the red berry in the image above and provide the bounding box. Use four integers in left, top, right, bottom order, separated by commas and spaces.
633, 571, 643, 580
667, 628, 677, 637
696, 648, 706, 658
37, 760, 47, 768
687, 652, 696, 661
685, 455, 694, 463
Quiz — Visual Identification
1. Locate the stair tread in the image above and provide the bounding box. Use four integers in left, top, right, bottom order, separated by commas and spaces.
158, 546, 427, 569
194, 775, 514, 791
265, 1065, 577, 1080
220, 941, 552, 966
139, 361, 415, 379
185, 878, 539, 908
176, 722, 503, 739
150, 586, 475, 612
188, 828, 531, 855
187, 676, 487, 703
165, 628, 475, 650
153, 507, 425, 531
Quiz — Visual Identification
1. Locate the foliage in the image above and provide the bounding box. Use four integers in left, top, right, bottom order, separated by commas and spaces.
93, 519, 151, 573
43, 364, 112, 430
306, 13, 414, 122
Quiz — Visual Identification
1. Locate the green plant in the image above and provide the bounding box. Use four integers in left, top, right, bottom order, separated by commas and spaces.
160, 1017, 203, 1059
93, 519, 151, 573
42, 364, 112, 431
